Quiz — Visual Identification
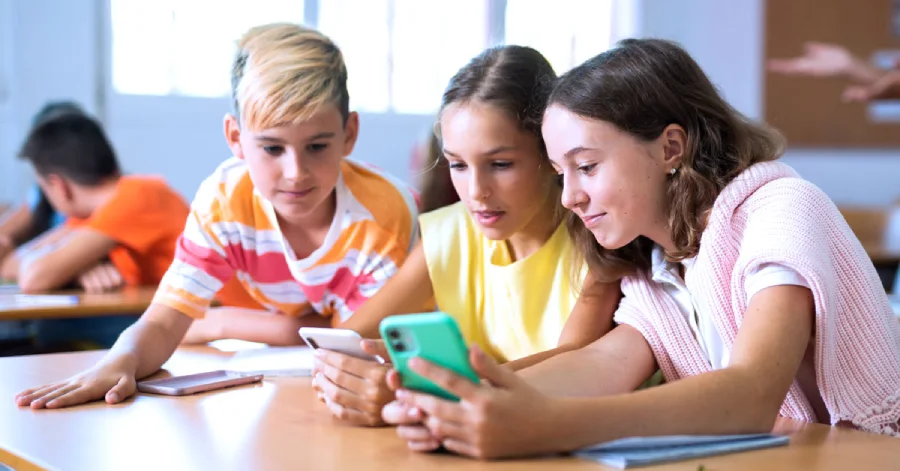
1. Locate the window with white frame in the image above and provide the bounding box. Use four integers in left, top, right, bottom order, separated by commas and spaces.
505, 0, 617, 74
316, 0, 392, 112
109, 0, 630, 114
110, 0, 305, 97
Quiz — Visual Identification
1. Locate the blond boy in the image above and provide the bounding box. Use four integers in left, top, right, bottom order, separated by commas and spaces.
15, 23, 419, 409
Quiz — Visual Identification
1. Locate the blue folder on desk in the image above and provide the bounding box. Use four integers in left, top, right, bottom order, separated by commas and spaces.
574, 433, 790, 468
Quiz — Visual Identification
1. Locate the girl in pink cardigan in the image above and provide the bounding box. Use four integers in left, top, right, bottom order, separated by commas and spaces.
381, 38, 900, 459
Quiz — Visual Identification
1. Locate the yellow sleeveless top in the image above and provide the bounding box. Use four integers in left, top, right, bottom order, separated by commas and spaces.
420, 202, 583, 362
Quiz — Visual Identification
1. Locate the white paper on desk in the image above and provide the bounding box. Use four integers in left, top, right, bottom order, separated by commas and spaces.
0, 284, 20, 294
0, 294, 79, 309
226, 346, 315, 377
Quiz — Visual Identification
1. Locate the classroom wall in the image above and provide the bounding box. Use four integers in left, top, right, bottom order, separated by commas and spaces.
1, 0, 102, 203
108, 97, 432, 202
0, 0, 15, 202
1, 0, 898, 206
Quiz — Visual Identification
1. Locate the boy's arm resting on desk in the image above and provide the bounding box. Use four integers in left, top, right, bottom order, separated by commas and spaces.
181, 306, 330, 346
335, 241, 435, 338
17, 228, 116, 293
18, 224, 72, 252
15, 303, 194, 409
505, 274, 620, 372
1, 225, 73, 280
117, 303, 195, 378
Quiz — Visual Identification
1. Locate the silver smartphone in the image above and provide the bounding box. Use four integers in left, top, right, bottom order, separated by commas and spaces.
298, 327, 381, 362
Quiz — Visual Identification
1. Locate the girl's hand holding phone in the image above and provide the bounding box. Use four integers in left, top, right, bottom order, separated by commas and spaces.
387, 344, 563, 460
312, 339, 396, 427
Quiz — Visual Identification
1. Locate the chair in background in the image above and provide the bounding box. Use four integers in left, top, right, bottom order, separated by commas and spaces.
839, 205, 900, 293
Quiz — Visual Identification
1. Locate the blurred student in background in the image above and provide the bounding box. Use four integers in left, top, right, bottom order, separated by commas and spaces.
0, 101, 81, 277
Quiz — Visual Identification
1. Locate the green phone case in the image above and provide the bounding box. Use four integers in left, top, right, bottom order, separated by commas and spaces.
379, 312, 478, 401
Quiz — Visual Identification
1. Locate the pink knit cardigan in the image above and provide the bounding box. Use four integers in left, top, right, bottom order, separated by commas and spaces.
615, 161, 900, 436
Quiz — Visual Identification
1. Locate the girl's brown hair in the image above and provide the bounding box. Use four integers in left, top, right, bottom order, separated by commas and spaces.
415, 132, 459, 213
548, 38, 785, 281
438, 45, 557, 148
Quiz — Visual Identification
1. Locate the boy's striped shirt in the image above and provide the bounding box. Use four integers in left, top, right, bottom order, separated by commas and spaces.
153, 157, 419, 323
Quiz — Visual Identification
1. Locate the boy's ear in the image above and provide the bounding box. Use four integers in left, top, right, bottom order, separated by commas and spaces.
224, 114, 245, 160
341, 112, 360, 157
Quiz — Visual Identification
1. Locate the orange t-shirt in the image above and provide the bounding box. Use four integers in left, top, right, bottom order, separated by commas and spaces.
67, 175, 190, 286
67, 175, 262, 309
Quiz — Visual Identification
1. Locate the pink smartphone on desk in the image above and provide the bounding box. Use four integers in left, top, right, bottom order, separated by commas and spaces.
136, 370, 263, 396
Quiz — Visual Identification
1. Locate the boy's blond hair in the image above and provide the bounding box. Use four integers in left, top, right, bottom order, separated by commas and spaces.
231, 23, 349, 130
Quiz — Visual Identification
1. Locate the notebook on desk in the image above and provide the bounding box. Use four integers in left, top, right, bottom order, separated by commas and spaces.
574, 433, 790, 468
225, 346, 315, 377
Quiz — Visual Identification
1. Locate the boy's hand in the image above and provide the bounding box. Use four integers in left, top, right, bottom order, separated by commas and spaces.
0, 234, 13, 263
0, 251, 19, 280
78, 262, 125, 293
14, 355, 138, 409
312, 339, 394, 427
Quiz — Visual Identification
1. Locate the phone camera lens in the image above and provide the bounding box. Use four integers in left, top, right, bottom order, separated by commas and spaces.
394, 342, 406, 352
388, 329, 401, 340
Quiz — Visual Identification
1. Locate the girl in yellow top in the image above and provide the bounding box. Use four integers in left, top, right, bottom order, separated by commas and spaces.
312, 45, 621, 427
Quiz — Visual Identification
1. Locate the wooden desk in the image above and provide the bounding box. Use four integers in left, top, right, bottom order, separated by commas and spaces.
839, 206, 900, 265
0, 287, 157, 321
2, 348, 899, 471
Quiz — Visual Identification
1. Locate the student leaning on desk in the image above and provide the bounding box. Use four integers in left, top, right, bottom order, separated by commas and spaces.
15, 22, 421, 409
2, 112, 193, 348
6, 113, 188, 294
0, 101, 78, 268
0, 101, 80, 345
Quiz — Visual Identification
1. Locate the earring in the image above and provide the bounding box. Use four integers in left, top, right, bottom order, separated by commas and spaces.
669, 167, 678, 176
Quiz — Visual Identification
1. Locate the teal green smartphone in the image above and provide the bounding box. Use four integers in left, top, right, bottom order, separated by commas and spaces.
379, 312, 478, 401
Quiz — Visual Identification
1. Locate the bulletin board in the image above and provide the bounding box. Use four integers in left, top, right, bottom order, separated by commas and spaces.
764, 0, 900, 147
